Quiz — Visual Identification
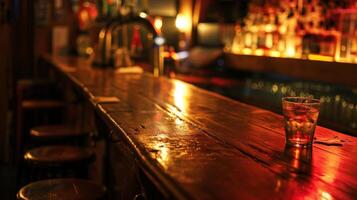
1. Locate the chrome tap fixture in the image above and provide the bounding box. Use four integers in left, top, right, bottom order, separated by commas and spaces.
94, 14, 164, 76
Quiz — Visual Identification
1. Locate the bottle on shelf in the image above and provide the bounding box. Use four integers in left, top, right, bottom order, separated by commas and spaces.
229, 0, 357, 63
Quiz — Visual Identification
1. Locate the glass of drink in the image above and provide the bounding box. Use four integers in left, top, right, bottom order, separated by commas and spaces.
282, 97, 320, 147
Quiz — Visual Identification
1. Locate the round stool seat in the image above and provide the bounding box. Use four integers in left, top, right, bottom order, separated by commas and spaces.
21, 100, 64, 109
17, 178, 106, 200
24, 145, 94, 165
30, 125, 86, 139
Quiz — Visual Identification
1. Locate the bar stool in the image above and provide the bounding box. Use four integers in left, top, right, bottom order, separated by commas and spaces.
23, 145, 95, 182
16, 79, 65, 162
17, 178, 106, 200
29, 125, 88, 146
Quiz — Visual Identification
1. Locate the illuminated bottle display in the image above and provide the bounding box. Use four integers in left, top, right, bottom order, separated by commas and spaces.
231, 0, 357, 63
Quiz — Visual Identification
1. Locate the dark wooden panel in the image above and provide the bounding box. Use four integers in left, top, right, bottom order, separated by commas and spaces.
225, 53, 357, 87
0, 0, 11, 161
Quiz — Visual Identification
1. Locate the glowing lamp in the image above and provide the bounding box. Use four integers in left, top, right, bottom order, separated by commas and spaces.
286, 47, 296, 57
139, 12, 148, 18
175, 13, 190, 32
154, 17, 163, 33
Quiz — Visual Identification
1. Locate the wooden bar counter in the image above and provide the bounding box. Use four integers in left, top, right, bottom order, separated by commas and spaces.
42, 54, 357, 199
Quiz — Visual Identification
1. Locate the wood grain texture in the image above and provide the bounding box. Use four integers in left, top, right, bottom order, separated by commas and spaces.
42, 54, 357, 200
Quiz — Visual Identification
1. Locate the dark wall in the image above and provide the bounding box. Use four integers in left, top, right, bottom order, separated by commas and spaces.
199, 0, 248, 23
0, 0, 12, 161
12, 0, 34, 79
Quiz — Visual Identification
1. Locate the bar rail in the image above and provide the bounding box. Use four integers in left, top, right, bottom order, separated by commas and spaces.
225, 53, 357, 87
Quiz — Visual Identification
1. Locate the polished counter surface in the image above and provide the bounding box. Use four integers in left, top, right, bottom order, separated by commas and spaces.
43, 54, 357, 199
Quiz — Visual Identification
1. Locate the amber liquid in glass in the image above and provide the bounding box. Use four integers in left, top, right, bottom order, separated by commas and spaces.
283, 103, 319, 147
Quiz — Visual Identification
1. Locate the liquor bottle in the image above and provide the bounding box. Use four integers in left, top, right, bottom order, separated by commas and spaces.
320, 20, 338, 57
257, 13, 266, 49
285, 9, 297, 57
243, 16, 253, 49
264, 14, 275, 50
130, 25, 143, 57
249, 13, 259, 51
231, 23, 244, 54
272, 15, 281, 53
102, 0, 108, 17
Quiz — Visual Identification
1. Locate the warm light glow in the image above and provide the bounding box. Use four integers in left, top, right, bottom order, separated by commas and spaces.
272, 84, 278, 93
175, 118, 184, 125
265, 33, 273, 49
244, 33, 252, 47
154, 17, 163, 32
320, 190, 332, 200
227, 1, 357, 64
293, 148, 300, 159
335, 95, 341, 102
286, 46, 296, 57
169, 72, 176, 78
231, 44, 240, 54
155, 142, 168, 162
154, 36, 165, 46
319, 144, 342, 185
85, 47, 93, 55
173, 81, 190, 112
290, 147, 301, 169
308, 54, 334, 62
163, 51, 171, 58
274, 180, 282, 192
242, 48, 252, 55
285, 36, 296, 57
254, 49, 264, 56
281, 86, 287, 94
150, 141, 170, 169
269, 50, 280, 57
176, 13, 190, 32
175, 51, 189, 60
99, 30, 106, 40
139, 12, 148, 18
265, 24, 274, 32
